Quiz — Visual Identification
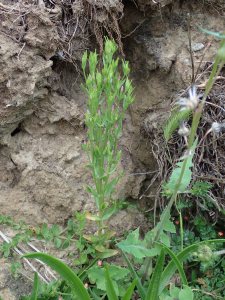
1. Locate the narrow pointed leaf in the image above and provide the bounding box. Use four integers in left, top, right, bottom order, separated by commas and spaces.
119, 247, 146, 300
21, 252, 91, 300
121, 279, 137, 300
156, 243, 187, 286
159, 239, 225, 295
105, 263, 119, 300
30, 272, 39, 300
145, 248, 165, 300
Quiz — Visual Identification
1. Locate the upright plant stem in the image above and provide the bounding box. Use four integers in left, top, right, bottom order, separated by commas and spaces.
141, 45, 225, 284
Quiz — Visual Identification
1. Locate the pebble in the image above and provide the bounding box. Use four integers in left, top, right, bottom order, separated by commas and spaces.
187, 43, 205, 52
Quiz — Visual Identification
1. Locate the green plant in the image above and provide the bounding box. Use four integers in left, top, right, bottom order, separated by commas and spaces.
9, 28, 225, 300
80, 37, 135, 257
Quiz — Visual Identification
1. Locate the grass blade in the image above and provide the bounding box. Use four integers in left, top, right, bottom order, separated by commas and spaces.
121, 279, 137, 300
159, 239, 225, 294
119, 247, 146, 300
105, 263, 119, 300
21, 252, 91, 300
145, 248, 165, 300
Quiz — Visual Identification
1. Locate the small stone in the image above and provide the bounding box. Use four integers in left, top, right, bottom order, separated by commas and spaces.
187, 43, 204, 52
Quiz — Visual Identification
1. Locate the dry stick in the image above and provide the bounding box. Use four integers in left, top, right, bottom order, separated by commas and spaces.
139, 172, 160, 199
187, 13, 194, 84
0, 230, 48, 284
194, 39, 214, 83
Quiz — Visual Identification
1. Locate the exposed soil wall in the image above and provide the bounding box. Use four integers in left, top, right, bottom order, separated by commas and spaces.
0, 0, 224, 245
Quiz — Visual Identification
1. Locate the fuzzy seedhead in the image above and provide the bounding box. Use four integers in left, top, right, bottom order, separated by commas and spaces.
176, 86, 202, 111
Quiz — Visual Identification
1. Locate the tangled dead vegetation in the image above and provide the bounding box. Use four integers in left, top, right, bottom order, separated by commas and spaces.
140, 64, 225, 225
0, 0, 124, 69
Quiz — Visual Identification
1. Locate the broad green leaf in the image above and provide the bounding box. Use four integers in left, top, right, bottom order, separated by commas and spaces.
119, 247, 146, 300
117, 228, 160, 259
102, 202, 117, 220
179, 285, 193, 300
83, 184, 99, 197
105, 264, 119, 300
30, 272, 39, 300
88, 265, 129, 296
54, 237, 62, 248
145, 248, 165, 300
170, 283, 180, 298
21, 252, 91, 300
158, 239, 225, 295
198, 26, 225, 39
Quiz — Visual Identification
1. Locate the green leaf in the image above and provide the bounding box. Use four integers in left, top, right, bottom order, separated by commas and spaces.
54, 237, 62, 248
35, 233, 44, 240
102, 202, 117, 220
159, 232, 170, 247
101, 231, 116, 243
83, 184, 99, 197
119, 247, 146, 300
117, 228, 160, 259
97, 249, 118, 259
156, 243, 188, 287
42, 223, 48, 230
11, 261, 21, 274
30, 272, 39, 300
21, 252, 91, 300
145, 248, 165, 300
198, 26, 225, 39
51, 225, 59, 236
179, 285, 193, 300
88, 265, 129, 296
158, 239, 225, 295
62, 239, 70, 249
168, 139, 197, 192
104, 177, 118, 196
121, 278, 137, 300
83, 235, 100, 243
105, 264, 119, 300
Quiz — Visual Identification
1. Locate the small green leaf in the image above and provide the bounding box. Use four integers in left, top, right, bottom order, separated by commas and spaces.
97, 249, 118, 259
35, 227, 40, 234
36, 233, 44, 240
51, 225, 59, 236
62, 239, 70, 249
42, 223, 48, 230
54, 237, 62, 248
83, 235, 100, 243
101, 231, 116, 243
83, 184, 99, 197
104, 177, 118, 196
102, 202, 117, 220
